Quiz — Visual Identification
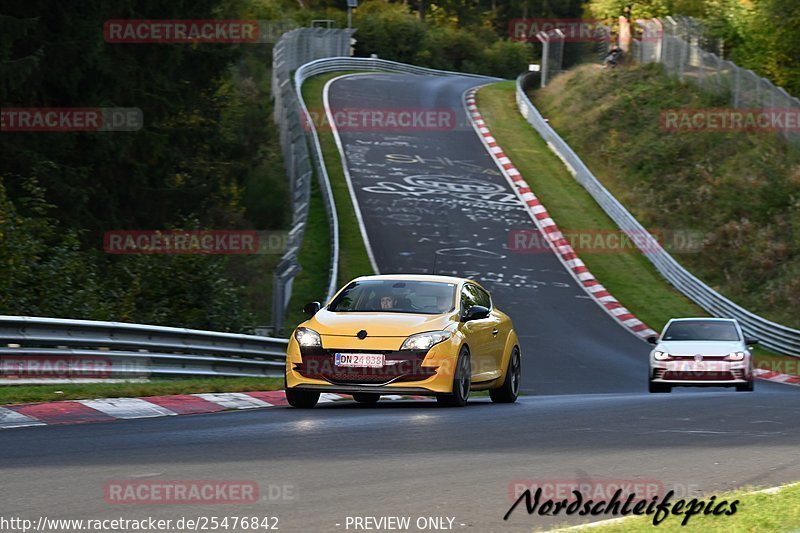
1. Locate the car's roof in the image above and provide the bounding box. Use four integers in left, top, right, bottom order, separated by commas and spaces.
350, 274, 473, 285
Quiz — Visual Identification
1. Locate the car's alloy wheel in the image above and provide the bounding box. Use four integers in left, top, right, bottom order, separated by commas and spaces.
490, 346, 521, 403
437, 347, 471, 407
285, 388, 320, 408
648, 381, 671, 393
352, 393, 380, 404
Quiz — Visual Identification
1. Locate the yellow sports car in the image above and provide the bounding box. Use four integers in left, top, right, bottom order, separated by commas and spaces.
285, 274, 521, 408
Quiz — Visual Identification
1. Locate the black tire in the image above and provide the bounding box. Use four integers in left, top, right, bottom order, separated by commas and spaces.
490, 347, 521, 403
736, 380, 754, 392
285, 388, 320, 408
437, 347, 471, 407
648, 381, 671, 393
352, 393, 380, 404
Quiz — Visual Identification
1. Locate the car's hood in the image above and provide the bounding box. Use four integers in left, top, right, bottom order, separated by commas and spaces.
656, 340, 744, 356
305, 309, 455, 337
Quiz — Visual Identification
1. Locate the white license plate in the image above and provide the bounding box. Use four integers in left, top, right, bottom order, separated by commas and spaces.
335, 353, 384, 368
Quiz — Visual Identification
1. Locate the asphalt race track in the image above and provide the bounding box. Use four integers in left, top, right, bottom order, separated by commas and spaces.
1, 73, 798, 533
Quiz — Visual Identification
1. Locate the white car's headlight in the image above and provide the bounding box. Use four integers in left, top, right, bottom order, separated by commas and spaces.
653, 350, 670, 361
727, 351, 746, 361
294, 327, 322, 348
400, 331, 451, 351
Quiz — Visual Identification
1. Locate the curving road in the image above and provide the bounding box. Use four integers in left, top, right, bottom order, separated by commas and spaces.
1, 73, 798, 533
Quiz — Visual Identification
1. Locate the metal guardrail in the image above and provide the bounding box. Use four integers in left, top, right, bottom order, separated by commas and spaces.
0, 316, 288, 379
515, 73, 800, 357
271, 28, 355, 333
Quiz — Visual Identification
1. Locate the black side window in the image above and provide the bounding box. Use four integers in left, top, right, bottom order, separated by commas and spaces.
460, 284, 478, 313
474, 287, 491, 309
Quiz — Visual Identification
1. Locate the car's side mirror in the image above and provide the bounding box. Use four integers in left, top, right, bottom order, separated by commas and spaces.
303, 301, 321, 316
744, 336, 759, 346
647, 336, 659, 345
462, 305, 490, 322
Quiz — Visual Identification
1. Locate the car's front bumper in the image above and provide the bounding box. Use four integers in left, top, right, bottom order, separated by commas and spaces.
285, 337, 459, 394
288, 383, 440, 395
650, 359, 752, 385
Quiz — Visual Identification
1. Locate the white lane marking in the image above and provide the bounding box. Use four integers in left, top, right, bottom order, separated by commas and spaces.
77, 398, 177, 419
319, 393, 345, 403
564, 258, 585, 269
0, 407, 46, 429
323, 74, 381, 276
193, 393, 272, 410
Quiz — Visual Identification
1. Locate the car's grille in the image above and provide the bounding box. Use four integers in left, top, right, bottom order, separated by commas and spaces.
296, 348, 437, 385
662, 370, 735, 381
668, 355, 728, 360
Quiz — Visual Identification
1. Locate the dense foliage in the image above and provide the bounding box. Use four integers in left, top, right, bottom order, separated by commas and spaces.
586, 0, 800, 95
1, 0, 287, 330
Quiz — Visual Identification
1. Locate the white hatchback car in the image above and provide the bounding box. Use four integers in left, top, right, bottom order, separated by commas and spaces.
648, 318, 757, 393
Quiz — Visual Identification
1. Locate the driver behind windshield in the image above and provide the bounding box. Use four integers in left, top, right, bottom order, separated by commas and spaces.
379, 295, 396, 310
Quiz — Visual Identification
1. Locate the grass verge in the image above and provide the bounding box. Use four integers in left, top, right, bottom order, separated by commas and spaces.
545, 483, 800, 532
477, 82, 705, 329
475, 81, 799, 377
0, 377, 283, 406
286, 71, 376, 328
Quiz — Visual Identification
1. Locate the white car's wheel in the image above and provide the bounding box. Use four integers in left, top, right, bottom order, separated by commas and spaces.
649, 381, 671, 393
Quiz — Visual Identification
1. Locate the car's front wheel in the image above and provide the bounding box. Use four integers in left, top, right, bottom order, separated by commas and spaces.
285, 388, 320, 408
735, 380, 754, 392
352, 393, 380, 404
648, 381, 671, 393
490, 347, 520, 403
437, 347, 471, 407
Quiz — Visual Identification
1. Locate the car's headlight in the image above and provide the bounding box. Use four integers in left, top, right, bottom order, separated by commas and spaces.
727, 351, 746, 361
294, 327, 321, 348
653, 350, 670, 361
400, 331, 452, 351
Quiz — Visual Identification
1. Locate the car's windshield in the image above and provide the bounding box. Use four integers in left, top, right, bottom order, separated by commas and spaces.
328, 280, 457, 314
662, 320, 740, 341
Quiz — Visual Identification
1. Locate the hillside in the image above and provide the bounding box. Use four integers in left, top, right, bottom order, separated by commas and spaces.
532, 63, 800, 328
